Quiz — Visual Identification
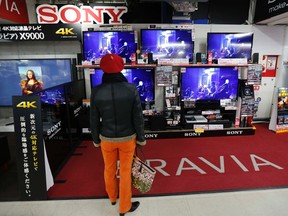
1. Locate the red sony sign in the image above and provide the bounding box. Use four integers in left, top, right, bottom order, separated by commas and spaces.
36, 4, 127, 24
0, 0, 29, 24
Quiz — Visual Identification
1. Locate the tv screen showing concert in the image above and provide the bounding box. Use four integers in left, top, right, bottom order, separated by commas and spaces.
0, 59, 72, 106
207, 32, 254, 61
140, 29, 194, 62
37, 85, 66, 105
82, 31, 137, 63
181, 67, 239, 102
90, 68, 155, 105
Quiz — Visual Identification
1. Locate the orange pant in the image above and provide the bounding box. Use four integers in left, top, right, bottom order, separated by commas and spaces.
100, 138, 136, 214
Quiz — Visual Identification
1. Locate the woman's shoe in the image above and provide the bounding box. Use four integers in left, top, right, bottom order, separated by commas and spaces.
119, 201, 140, 216
111, 202, 116, 205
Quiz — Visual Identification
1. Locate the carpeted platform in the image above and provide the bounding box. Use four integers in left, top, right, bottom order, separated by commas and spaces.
47, 123, 288, 199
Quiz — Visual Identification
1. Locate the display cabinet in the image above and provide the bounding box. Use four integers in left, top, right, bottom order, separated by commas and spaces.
77, 63, 256, 137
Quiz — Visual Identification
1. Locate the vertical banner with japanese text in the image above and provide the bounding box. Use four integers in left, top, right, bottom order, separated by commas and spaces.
13, 96, 47, 200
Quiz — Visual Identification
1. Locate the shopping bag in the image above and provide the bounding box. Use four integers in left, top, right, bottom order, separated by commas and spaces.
132, 154, 156, 193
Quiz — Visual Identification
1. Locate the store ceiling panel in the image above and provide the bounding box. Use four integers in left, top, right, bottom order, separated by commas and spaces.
256, 12, 288, 26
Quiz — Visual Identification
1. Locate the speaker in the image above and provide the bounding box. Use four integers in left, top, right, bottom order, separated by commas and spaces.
252, 53, 259, 64
148, 53, 153, 64
150, 115, 166, 131
196, 52, 202, 63
77, 53, 82, 65
241, 85, 254, 97
71, 58, 78, 81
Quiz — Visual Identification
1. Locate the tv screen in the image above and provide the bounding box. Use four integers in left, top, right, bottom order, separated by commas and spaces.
181, 67, 239, 102
140, 29, 194, 62
90, 68, 155, 105
37, 85, 66, 105
82, 31, 137, 63
0, 59, 72, 106
207, 32, 254, 61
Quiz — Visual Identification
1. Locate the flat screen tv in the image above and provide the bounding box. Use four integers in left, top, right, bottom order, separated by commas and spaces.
90, 68, 155, 105
207, 32, 254, 61
140, 29, 194, 62
37, 85, 66, 105
181, 66, 239, 102
82, 31, 137, 63
0, 59, 72, 106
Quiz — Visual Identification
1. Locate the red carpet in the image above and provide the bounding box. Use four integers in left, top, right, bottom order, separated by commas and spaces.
48, 123, 288, 199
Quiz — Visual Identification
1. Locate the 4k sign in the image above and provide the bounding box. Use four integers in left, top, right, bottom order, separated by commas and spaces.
56, 28, 75, 35
0, 0, 29, 24
16, 101, 37, 108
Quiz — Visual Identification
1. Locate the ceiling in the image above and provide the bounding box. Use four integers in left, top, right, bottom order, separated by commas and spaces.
255, 12, 288, 26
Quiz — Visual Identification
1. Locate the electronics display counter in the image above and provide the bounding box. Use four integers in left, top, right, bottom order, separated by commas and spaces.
144, 126, 255, 140
78, 63, 255, 138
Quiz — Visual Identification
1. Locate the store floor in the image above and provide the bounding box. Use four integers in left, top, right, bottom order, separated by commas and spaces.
1, 188, 288, 216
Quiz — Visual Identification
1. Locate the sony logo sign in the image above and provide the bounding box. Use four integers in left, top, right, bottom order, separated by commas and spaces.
36, 4, 127, 24
227, 130, 243, 135
145, 133, 158, 139
47, 121, 61, 136
184, 132, 202, 137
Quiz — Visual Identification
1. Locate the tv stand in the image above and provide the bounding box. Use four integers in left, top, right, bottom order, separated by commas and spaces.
181, 100, 236, 130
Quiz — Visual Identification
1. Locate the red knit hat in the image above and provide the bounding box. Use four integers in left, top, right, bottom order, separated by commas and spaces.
100, 54, 124, 73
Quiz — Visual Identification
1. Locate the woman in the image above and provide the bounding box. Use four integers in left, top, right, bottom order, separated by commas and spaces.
90, 54, 146, 216
21, 69, 43, 95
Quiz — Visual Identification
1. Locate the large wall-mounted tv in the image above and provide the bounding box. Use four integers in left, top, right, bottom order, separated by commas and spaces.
0, 59, 72, 106
140, 29, 194, 62
181, 66, 239, 102
90, 68, 155, 105
207, 32, 254, 61
82, 31, 137, 63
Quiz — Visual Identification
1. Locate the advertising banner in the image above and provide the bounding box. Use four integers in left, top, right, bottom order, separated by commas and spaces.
261, 55, 278, 77
269, 87, 288, 133
0, 0, 29, 24
36, 4, 127, 24
12, 96, 47, 200
255, 0, 288, 23
0, 24, 81, 42
253, 77, 276, 120
247, 64, 262, 85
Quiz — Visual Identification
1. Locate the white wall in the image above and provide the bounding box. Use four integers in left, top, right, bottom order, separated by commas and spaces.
252, 25, 286, 119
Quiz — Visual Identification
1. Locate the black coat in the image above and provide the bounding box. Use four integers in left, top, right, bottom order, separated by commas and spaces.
90, 76, 145, 144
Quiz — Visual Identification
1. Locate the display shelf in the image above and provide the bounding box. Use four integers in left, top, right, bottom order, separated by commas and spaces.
76, 64, 157, 68
144, 126, 256, 139
78, 62, 256, 137
76, 63, 248, 68
81, 126, 256, 140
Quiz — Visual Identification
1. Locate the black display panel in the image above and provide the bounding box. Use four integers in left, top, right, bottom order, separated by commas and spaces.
181, 66, 239, 101
0, 59, 72, 106
34, 80, 86, 173
82, 31, 137, 63
207, 32, 254, 61
140, 29, 194, 62
90, 68, 155, 105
